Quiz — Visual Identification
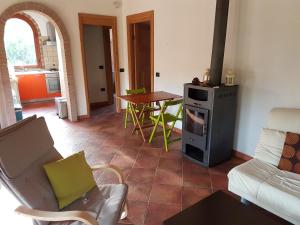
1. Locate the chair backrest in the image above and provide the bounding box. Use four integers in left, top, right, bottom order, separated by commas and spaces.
254, 108, 300, 166
164, 99, 183, 107
0, 116, 62, 225
162, 99, 183, 117
126, 88, 146, 95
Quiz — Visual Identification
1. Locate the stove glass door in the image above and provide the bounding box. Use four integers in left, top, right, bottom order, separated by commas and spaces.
185, 106, 208, 137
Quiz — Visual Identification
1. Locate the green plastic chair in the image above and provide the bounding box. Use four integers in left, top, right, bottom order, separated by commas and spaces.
124, 88, 146, 128
148, 99, 183, 152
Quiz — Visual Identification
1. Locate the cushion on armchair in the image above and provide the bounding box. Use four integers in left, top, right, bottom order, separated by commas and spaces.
44, 151, 96, 209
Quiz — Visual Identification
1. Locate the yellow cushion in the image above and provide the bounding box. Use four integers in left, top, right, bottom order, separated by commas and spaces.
43, 151, 96, 209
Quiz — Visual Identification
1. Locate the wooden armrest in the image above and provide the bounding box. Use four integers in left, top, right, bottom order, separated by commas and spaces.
15, 206, 99, 225
91, 164, 124, 184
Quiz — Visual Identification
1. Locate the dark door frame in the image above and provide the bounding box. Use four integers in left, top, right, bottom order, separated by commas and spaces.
78, 13, 121, 116
127, 10, 154, 92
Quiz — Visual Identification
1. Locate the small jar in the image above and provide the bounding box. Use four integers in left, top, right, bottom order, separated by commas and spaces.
202, 68, 211, 84
225, 70, 235, 86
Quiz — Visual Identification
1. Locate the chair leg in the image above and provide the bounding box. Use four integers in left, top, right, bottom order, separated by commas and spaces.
124, 107, 129, 128
162, 122, 169, 152
129, 104, 137, 126
149, 120, 159, 143
167, 121, 176, 138
141, 113, 145, 126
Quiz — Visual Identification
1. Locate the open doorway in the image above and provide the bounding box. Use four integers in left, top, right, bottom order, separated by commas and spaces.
4, 12, 65, 120
127, 11, 154, 92
0, 2, 78, 128
79, 13, 121, 117
82, 25, 114, 114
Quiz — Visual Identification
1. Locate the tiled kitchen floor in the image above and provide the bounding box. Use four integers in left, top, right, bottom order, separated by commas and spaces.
20, 102, 245, 225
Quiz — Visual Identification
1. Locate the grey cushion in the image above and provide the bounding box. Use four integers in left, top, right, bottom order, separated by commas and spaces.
50, 184, 128, 225
0, 116, 61, 225
0, 116, 55, 178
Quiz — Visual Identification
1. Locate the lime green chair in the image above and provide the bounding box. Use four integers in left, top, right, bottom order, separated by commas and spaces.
124, 88, 146, 128
149, 99, 183, 152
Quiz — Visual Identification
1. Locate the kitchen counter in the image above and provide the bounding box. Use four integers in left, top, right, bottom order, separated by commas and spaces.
14, 70, 61, 102
14, 70, 59, 76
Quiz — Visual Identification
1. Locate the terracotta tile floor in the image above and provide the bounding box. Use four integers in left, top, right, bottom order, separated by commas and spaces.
18, 104, 243, 225
20, 102, 246, 225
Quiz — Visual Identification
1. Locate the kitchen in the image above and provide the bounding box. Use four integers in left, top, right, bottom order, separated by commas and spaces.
5, 11, 66, 120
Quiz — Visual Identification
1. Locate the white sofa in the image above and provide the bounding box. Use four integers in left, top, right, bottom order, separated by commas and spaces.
228, 108, 300, 224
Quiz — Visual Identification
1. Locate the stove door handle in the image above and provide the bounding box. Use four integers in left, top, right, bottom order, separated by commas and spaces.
203, 125, 207, 136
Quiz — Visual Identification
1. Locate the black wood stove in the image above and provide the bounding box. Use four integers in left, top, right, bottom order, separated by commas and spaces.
182, 0, 237, 167
182, 84, 238, 167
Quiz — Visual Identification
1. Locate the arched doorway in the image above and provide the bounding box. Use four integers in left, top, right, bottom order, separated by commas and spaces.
0, 2, 78, 128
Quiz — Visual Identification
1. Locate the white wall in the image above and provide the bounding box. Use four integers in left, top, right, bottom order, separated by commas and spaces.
123, 0, 300, 156
230, 0, 300, 156
122, 0, 216, 96
56, 30, 66, 97
120, 0, 217, 120
25, 10, 49, 36
1, 0, 300, 156
83, 25, 108, 103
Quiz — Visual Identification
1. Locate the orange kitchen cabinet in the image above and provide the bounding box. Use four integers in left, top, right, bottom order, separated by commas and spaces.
17, 74, 61, 101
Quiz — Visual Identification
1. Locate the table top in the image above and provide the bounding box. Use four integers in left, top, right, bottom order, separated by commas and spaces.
163, 191, 290, 225
118, 91, 182, 105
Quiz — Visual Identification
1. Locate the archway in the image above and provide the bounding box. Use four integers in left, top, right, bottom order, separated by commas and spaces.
0, 2, 78, 128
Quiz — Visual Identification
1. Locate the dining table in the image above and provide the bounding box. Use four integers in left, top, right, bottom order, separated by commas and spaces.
118, 91, 182, 142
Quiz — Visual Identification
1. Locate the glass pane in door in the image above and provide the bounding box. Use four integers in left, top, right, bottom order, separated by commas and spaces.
185, 108, 206, 136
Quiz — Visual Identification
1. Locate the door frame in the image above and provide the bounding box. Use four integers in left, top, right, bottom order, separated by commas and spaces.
127, 10, 154, 92
78, 13, 121, 116
102, 27, 114, 105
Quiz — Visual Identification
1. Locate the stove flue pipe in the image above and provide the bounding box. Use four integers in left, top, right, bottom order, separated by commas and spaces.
209, 0, 230, 86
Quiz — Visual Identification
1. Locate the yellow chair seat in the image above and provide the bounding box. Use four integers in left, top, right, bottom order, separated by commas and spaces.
150, 113, 181, 124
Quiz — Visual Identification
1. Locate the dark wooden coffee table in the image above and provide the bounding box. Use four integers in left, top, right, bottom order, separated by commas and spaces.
163, 191, 291, 225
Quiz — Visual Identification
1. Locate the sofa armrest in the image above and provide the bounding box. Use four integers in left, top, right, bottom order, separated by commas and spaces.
91, 164, 124, 184
15, 206, 99, 225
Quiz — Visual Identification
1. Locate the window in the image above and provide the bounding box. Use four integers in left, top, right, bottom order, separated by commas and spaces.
4, 15, 41, 67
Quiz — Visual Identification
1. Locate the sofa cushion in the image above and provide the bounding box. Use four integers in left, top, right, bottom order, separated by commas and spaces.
50, 184, 128, 225
44, 152, 96, 209
228, 159, 279, 198
278, 132, 300, 174
257, 170, 300, 223
255, 128, 286, 166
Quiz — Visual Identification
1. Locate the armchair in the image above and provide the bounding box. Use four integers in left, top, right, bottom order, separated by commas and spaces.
0, 115, 128, 225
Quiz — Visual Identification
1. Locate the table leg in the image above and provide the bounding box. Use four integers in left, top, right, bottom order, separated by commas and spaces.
129, 103, 138, 125
131, 104, 146, 133
130, 104, 146, 142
